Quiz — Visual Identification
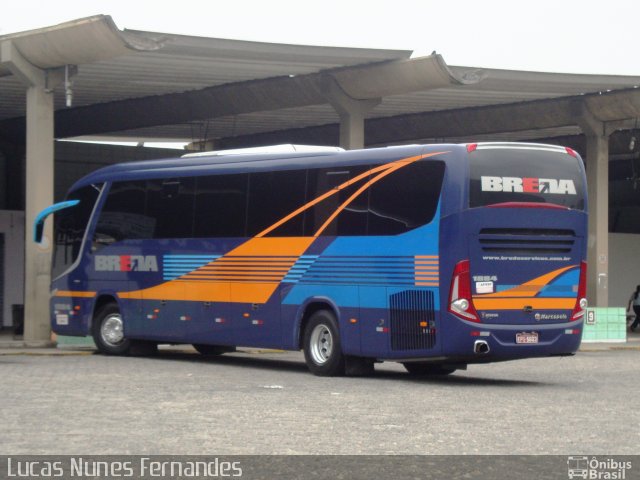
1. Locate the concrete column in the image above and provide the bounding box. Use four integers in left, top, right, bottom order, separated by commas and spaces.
336, 106, 371, 151
573, 100, 610, 307
1, 40, 62, 345
319, 76, 380, 150
23, 85, 56, 345
585, 133, 609, 307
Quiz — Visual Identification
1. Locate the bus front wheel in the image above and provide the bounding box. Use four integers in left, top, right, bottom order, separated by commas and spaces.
303, 310, 345, 377
92, 303, 131, 355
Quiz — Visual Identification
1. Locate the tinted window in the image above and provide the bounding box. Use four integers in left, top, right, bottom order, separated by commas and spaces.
146, 178, 195, 239
305, 166, 369, 236
52, 184, 101, 278
305, 162, 443, 236
93, 181, 150, 249
469, 147, 585, 210
89, 158, 446, 246
248, 170, 307, 236
368, 161, 445, 235
194, 174, 248, 237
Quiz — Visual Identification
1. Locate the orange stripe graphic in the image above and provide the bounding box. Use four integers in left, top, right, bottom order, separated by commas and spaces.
473, 297, 576, 311
255, 162, 395, 238
475, 266, 576, 299
54, 291, 96, 298
314, 153, 446, 237
415, 255, 439, 287
471, 265, 578, 311
118, 237, 314, 303
117, 153, 450, 304
257, 152, 448, 238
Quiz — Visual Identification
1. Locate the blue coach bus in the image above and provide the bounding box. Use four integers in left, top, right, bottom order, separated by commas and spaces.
39, 142, 588, 376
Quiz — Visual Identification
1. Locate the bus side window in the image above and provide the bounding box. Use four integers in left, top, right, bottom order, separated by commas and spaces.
367, 160, 445, 235
193, 174, 248, 238
146, 178, 195, 239
247, 170, 307, 237
305, 166, 369, 237
93, 180, 149, 250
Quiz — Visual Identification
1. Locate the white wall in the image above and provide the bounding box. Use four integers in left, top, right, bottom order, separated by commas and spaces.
0, 211, 24, 327
609, 233, 640, 309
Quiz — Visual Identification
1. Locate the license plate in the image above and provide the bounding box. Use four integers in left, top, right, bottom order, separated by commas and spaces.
516, 332, 538, 344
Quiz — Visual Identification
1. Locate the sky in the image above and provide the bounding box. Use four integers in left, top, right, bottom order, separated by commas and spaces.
1, 0, 640, 76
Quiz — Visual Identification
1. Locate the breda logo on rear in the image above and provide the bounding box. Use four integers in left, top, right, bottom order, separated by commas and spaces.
95, 255, 159, 272
481, 176, 577, 195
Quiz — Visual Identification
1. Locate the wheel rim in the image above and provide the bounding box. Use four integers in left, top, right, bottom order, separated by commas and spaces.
309, 323, 333, 365
100, 313, 125, 347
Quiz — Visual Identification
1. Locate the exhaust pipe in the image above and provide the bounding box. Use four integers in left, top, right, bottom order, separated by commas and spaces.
474, 340, 490, 355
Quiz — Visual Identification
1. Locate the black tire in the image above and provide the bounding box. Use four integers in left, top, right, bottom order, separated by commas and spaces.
345, 356, 375, 376
192, 344, 235, 356
129, 340, 158, 357
403, 362, 456, 376
92, 303, 131, 355
303, 310, 345, 376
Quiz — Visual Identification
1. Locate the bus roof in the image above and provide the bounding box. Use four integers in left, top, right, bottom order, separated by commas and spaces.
70, 143, 457, 191
68, 142, 577, 193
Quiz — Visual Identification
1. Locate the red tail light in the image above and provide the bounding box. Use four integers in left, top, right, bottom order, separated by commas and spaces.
448, 260, 481, 322
466, 143, 478, 153
571, 261, 588, 321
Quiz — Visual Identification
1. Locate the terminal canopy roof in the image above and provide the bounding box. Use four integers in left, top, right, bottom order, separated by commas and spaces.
1, 15, 640, 149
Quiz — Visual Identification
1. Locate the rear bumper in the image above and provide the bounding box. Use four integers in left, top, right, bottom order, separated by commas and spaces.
373, 313, 582, 362
442, 316, 583, 361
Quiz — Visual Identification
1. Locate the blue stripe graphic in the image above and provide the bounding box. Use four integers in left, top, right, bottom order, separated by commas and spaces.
163, 254, 220, 280
283, 255, 319, 283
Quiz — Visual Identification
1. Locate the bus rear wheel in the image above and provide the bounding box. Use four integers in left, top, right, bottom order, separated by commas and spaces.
303, 310, 345, 376
403, 362, 457, 376
92, 303, 131, 355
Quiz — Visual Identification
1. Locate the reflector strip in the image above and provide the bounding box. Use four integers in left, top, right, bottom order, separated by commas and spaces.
470, 331, 491, 337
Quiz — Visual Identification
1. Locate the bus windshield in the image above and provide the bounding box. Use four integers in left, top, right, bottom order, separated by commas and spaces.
52, 184, 102, 279
469, 145, 586, 210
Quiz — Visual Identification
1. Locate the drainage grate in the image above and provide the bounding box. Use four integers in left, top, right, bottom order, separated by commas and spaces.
389, 290, 436, 351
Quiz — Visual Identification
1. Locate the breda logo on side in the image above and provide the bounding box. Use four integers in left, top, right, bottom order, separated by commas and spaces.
95, 255, 159, 272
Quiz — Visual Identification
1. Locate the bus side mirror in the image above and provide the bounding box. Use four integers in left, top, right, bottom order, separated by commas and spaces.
33, 200, 80, 243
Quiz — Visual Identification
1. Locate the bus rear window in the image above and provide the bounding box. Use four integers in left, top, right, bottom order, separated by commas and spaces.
469, 146, 585, 210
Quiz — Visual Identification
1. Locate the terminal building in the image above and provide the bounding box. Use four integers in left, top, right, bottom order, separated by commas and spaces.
1, 15, 640, 343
